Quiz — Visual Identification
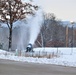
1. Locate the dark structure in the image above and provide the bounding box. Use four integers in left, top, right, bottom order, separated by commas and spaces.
26, 43, 34, 52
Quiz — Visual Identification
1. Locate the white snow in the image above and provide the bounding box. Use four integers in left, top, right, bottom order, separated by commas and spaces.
0, 47, 76, 67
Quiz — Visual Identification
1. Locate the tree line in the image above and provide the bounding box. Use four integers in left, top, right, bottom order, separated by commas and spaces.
35, 13, 76, 47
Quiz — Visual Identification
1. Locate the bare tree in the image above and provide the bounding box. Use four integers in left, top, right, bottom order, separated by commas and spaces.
36, 13, 66, 47
0, 0, 38, 51
40, 13, 56, 47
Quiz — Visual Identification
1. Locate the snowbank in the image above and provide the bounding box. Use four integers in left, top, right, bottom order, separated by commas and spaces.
0, 48, 76, 67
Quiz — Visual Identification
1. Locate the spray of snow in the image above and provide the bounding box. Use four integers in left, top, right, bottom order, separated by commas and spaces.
15, 21, 29, 50
16, 8, 43, 50
16, 0, 43, 49
28, 9, 43, 45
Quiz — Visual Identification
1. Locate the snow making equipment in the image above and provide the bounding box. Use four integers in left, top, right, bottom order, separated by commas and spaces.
26, 43, 33, 52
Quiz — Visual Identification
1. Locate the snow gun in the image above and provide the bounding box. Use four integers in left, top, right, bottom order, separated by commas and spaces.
26, 43, 34, 52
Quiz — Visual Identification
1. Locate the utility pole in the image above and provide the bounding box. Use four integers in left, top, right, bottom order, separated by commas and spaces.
70, 21, 75, 47
70, 21, 76, 54
66, 25, 68, 47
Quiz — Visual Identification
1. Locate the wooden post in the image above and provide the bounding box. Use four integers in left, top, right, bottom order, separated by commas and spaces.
66, 26, 68, 47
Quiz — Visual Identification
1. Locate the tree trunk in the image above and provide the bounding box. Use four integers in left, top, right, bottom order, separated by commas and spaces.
8, 25, 12, 51
8, 1, 12, 51
41, 32, 46, 47
41, 33, 44, 47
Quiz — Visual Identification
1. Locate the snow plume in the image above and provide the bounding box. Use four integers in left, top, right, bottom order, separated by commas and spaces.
15, 21, 26, 50
15, 0, 43, 50
21, 0, 43, 45
15, 8, 43, 50
16, 8, 43, 50
28, 9, 43, 45
17, 26, 26, 50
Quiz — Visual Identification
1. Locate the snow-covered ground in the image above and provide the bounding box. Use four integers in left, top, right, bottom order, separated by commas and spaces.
0, 47, 76, 67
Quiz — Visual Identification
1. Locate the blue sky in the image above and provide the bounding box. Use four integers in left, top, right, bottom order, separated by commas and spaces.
37, 0, 76, 21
